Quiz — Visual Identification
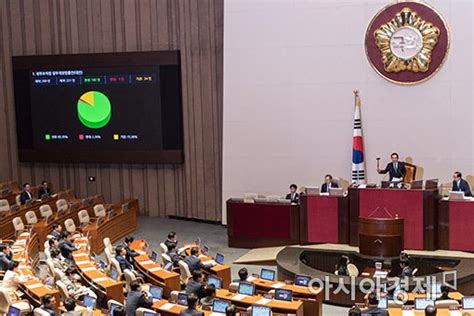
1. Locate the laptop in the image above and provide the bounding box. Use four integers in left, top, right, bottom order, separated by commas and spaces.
207, 275, 222, 289
425, 179, 439, 189
449, 191, 465, 200
98, 260, 106, 270
274, 289, 293, 302
462, 296, 474, 310
328, 187, 344, 196
215, 253, 224, 265
108, 302, 121, 316
294, 274, 311, 287
151, 251, 158, 262
410, 180, 423, 189
251, 305, 272, 316
378, 297, 388, 309
109, 268, 119, 281
7, 306, 21, 316
414, 298, 435, 310
83, 295, 97, 309
212, 299, 231, 313
260, 268, 275, 281
149, 285, 163, 300
177, 293, 188, 306
202, 246, 209, 255
238, 282, 255, 296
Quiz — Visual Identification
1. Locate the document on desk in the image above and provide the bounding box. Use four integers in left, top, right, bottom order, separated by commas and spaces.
256, 298, 271, 305
149, 267, 162, 272
202, 260, 216, 266
93, 277, 108, 283
449, 311, 462, 316
271, 282, 285, 289
402, 311, 414, 316
160, 303, 175, 310
82, 267, 96, 272
26, 283, 43, 289
232, 294, 247, 301
140, 260, 154, 265
75, 260, 91, 265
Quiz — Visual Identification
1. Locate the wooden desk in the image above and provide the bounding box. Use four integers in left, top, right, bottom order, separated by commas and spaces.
251, 276, 322, 316
359, 217, 404, 257
226, 199, 300, 248
215, 289, 303, 316
299, 194, 349, 244
439, 198, 474, 251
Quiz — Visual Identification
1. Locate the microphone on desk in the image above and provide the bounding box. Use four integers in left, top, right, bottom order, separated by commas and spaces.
376, 157, 381, 171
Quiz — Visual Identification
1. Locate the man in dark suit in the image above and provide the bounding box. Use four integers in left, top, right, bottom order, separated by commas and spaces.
184, 247, 207, 273
452, 171, 472, 196
377, 153, 406, 181
19, 183, 33, 205
39, 294, 61, 316
362, 292, 388, 316
185, 270, 207, 299
125, 280, 153, 316
38, 181, 52, 199
399, 259, 413, 278
232, 267, 249, 283
50, 224, 63, 240
0, 244, 13, 271
123, 236, 139, 264
321, 174, 339, 193
285, 184, 299, 204
179, 293, 204, 316
115, 246, 134, 272
164, 232, 178, 251
59, 232, 78, 263
166, 244, 181, 267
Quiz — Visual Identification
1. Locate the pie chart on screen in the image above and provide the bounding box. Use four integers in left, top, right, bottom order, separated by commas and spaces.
77, 91, 112, 129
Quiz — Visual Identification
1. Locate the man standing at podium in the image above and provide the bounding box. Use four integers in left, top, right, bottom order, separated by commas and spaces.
452, 171, 471, 196
377, 153, 406, 182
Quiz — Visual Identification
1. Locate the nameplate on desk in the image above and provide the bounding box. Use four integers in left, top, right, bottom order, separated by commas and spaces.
140, 260, 154, 265
82, 267, 96, 272
247, 276, 256, 282
148, 267, 162, 272
202, 260, 216, 266
93, 277, 108, 283
159, 303, 175, 310
26, 283, 43, 289
402, 311, 414, 316
449, 311, 462, 316
256, 298, 271, 305
270, 282, 285, 289
76, 260, 91, 265
232, 294, 247, 301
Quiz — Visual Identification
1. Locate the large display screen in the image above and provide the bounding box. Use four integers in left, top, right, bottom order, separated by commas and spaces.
13, 51, 183, 163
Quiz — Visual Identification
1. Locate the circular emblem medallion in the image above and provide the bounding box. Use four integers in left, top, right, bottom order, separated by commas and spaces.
365, 1, 450, 85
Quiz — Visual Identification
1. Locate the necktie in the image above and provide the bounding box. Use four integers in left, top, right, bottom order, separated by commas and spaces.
394, 163, 398, 172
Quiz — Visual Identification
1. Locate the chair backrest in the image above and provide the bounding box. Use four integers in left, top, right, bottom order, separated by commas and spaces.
347, 263, 359, 277
0, 287, 13, 313
162, 253, 171, 263
0, 199, 10, 212
404, 162, 417, 183
111, 257, 122, 274
64, 219, 77, 233
44, 248, 51, 260
56, 199, 68, 212
412, 268, 418, 276
56, 280, 70, 300
229, 282, 239, 293
45, 259, 56, 276
178, 260, 191, 284
435, 299, 459, 308
12, 217, 25, 232
78, 210, 90, 225
103, 237, 113, 254
123, 269, 135, 292
104, 247, 113, 265
25, 211, 38, 224
94, 204, 106, 217
136, 308, 157, 316
107, 299, 124, 310
159, 243, 167, 255
15, 195, 21, 206
34, 308, 51, 316
39, 205, 53, 218
53, 267, 65, 281
44, 240, 50, 250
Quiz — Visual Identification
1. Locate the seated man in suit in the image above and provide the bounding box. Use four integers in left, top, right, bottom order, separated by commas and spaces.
164, 231, 178, 250
186, 270, 207, 299
20, 182, 33, 205
452, 171, 472, 196
59, 232, 78, 264
321, 174, 339, 193
0, 244, 13, 271
166, 244, 181, 267
232, 267, 249, 283
50, 224, 63, 240
362, 292, 388, 316
62, 267, 97, 300
377, 153, 406, 182
39, 294, 61, 316
285, 184, 299, 204
38, 180, 52, 199
122, 236, 140, 264
348, 307, 362, 316
179, 293, 204, 316
399, 259, 413, 278
125, 280, 153, 316
184, 247, 213, 273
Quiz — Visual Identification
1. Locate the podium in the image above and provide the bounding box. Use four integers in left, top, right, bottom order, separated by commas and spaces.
358, 217, 404, 257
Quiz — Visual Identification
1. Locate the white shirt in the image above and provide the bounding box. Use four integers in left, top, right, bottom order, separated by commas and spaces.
3, 270, 26, 292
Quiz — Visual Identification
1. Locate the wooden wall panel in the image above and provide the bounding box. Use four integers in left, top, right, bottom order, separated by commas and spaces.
0, 0, 223, 221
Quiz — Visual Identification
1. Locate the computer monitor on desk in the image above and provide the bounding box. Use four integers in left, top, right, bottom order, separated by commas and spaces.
410, 180, 423, 189
251, 305, 272, 316
238, 282, 255, 296
425, 179, 439, 189
462, 296, 474, 310
449, 191, 465, 201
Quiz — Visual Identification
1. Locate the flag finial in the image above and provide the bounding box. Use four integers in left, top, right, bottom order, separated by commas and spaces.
353, 90, 359, 96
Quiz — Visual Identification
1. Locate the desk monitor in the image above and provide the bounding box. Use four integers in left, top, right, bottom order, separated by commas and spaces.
238, 282, 255, 296
215, 253, 224, 265
149, 285, 163, 300
207, 275, 222, 289
260, 268, 275, 281
410, 180, 423, 189
212, 299, 231, 313
449, 191, 465, 200
414, 298, 434, 310
251, 305, 272, 316
294, 274, 311, 286
202, 245, 209, 255
425, 179, 439, 189
151, 251, 158, 262
378, 297, 388, 309
7, 306, 21, 316
328, 187, 344, 196
462, 296, 474, 310
109, 268, 119, 281
274, 289, 293, 302
83, 295, 97, 309
177, 293, 188, 306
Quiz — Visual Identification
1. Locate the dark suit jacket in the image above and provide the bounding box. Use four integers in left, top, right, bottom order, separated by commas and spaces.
38, 187, 51, 199
50, 230, 62, 240
20, 191, 32, 205
183, 255, 204, 273
179, 308, 204, 316
185, 279, 207, 299
164, 239, 177, 251
116, 255, 134, 272
59, 240, 77, 260
361, 307, 389, 316
125, 290, 153, 316
124, 246, 139, 263
399, 266, 413, 278
167, 250, 180, 266
39, 306, 61, 316
321, 182, 339, 193
378, 162, 406, 181
285, 192, 299, 203
452, 179, 472, 196
0, 253, 13, 271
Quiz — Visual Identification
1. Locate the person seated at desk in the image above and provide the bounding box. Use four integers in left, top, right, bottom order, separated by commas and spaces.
285, 184, 299, 204
51, 248, 69, 272
166, 244, 181, 267
38, 180, 52, 199
125, 280, 153, 316
179, 293, 204, 316
321, 174, 339, 193
348, 307, 361, 316
122, 236, 139, 265
377, 153, 406, 182
399, 259, 413, 278
232, 267, 249, 283
362, 292, 388, 316
200, 284, 216, 307
335, 255, 349, 276
20, 182, 33, 205
115, 246, 142, 277
184, 247, 214, 273
50, 224, 63, 240
3, 261, 32, 293
39, 294, 60, 316
452, 171, 472, 196
225, 305, 237, 316
63, 267, 97, 300
186, 270, 207, 299
49, 238, 60, 252
425, 305, 437, 316
63, 297, 76, 315
0, 244, 14, 271
437, 285, 453, 301
164, 231, 178, 251
59, 232, 78, 264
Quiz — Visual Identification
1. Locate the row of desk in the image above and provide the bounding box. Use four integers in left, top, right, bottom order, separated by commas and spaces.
227, 187, 474, 251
